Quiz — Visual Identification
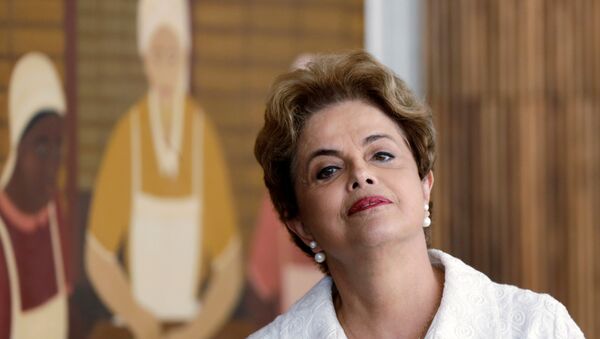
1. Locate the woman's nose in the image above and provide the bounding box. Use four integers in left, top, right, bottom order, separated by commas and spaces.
348, 163, 376, 191
351, 177, 374, 189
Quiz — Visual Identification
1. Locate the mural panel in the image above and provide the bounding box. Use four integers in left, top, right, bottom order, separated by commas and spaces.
0, 0, 364, 338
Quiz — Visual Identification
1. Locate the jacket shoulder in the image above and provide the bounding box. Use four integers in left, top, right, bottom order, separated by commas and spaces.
247, 277, 344, 339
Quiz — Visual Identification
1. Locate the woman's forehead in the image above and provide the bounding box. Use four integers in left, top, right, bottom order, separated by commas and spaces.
299, 100, 405, 151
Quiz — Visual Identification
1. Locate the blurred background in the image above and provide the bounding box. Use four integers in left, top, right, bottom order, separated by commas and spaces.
0, 0, 597, 338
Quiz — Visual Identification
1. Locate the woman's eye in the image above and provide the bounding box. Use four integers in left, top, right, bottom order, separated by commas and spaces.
373, 151, 394, 162
316, 166, 339, 180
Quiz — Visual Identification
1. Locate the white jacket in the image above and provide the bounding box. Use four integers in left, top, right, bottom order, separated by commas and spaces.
249, 249, 584, 338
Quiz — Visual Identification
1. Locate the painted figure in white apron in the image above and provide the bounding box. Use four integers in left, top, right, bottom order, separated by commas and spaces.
0, 52, 69, 339
85, 1, 242, 338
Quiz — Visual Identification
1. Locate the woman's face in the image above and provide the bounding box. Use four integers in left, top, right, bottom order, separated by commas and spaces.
13, 114, 63, 209
290, 100, 433, 263
143, 26, 184, 98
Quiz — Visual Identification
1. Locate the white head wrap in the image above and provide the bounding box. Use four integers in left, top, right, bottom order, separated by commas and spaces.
0, 52, 66, 187
137, 0, 191, 55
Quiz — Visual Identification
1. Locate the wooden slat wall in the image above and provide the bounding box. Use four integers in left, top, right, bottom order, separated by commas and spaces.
426, 0, 599, 336
190, 0, 363, 243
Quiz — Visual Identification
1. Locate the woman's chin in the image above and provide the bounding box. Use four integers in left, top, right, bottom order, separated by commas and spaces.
349, 222, 403, 247
347, 217, 422, 250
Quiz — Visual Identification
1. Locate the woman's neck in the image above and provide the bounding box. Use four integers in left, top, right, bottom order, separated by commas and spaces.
330, 238, 444, 339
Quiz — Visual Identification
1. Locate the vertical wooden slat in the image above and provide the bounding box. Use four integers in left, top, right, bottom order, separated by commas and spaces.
518, 0, 542, 291
497, 0, 511, 283
426, 1, 598, 336
593, 1, 600, 331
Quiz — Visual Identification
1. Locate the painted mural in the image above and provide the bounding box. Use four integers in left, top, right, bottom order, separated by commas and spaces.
0, 52, 70, 339
84, 0, 242, 338
0, 0, 363, 338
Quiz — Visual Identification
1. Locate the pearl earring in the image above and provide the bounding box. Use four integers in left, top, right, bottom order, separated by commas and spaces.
423, 203, 431, 228
309, 241, 326, 263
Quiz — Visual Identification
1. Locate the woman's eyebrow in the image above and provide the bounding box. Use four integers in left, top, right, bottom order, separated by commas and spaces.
307, 134, 395, 163
307, 149, 340, 164
363, 134, 394, 145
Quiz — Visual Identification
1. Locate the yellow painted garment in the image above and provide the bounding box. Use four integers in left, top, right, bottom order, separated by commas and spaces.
87, 95, 237, 288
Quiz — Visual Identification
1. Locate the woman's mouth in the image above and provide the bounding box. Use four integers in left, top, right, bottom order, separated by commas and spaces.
347, 196, 392, 216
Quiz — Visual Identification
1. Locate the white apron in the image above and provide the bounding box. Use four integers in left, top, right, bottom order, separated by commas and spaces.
0, 202, 68, 339
129, 109, 203, 321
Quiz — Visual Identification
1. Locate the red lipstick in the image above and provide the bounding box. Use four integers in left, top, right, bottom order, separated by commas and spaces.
347, 196, 392, 216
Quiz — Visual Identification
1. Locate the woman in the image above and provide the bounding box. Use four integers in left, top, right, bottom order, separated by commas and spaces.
250, 51, 583, 338
0, 52, 69, 339
85, 0, 242, 338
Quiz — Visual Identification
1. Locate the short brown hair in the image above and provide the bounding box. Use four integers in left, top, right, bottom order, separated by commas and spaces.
254, 51, 435, 272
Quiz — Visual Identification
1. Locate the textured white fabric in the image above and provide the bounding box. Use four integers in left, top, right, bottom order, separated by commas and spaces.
249, 249, 584, 339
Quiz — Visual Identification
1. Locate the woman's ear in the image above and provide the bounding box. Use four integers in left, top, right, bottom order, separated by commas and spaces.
421, 170, 434, 202
285, 218, 318, 249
